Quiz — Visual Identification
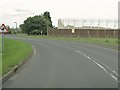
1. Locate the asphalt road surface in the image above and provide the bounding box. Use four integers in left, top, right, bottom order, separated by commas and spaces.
3, 35, 118, 88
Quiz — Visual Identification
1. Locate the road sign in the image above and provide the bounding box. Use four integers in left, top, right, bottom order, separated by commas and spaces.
0, 24, 8, 33
72, 29, 75, 33
0, 24, 8, 53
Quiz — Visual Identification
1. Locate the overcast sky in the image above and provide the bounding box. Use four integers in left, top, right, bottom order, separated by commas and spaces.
0, 0, 119, 28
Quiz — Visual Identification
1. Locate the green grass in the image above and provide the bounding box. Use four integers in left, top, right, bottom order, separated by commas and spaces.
60, 37, 118, 47
2, 38, 32, 75
0, 36, 2, 77
17, 34, 118, 47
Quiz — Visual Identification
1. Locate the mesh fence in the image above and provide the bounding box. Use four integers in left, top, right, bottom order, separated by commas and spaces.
58, 19, 118, 29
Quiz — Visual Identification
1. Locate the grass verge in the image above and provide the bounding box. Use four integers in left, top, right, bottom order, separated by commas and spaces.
17, 34, 118, 47
2, 38, 32, 75
0, 53, 1, 77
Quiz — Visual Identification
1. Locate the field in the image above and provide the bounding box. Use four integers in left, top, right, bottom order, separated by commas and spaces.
2, 38, 32, 75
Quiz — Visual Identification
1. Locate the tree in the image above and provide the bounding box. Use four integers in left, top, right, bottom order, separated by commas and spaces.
20, 12, 53, 35
6, 25, 11, 34
20, 15, 47, 35
43, 11, 53, 28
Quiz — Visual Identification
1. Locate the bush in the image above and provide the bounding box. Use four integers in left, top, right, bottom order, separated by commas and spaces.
105, 40, 109, 42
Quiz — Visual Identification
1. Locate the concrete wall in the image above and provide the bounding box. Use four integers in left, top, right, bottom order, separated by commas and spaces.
48, 29, 118, 38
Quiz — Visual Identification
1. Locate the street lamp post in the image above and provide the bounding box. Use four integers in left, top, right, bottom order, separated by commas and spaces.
14, 22, 17, 34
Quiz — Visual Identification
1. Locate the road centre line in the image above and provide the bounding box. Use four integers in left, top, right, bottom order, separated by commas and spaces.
33, 40, 118, 82
6, 36, 118, 82
75, 49, 118, 81
62, 45, 118, 82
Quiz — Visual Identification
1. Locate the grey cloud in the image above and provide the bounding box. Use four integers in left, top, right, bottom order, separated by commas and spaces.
0, 12, 34, 18
12, 13, 34, 17
15, 9, 32, 13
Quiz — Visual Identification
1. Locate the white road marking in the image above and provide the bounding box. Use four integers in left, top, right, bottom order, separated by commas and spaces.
112, 71, 118, 76
105, 66, 118, 76
109, 74, 118, 81
64, 46, 118, 82
75, 49, 118, 81
28, 40, 120, 82
6, 36, 118, 82
95, 62, 106, 71
86, 56, 91, 60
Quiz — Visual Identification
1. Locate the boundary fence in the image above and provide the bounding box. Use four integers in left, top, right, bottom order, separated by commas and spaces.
48, 29, 118, 38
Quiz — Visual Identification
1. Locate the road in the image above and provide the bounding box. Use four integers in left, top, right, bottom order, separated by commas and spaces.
3, 35, 118, 88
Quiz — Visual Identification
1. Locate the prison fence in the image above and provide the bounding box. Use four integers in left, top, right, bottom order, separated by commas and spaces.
48, 29, 118, 38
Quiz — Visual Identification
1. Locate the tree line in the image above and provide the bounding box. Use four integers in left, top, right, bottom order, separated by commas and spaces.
20, 11, 53, 35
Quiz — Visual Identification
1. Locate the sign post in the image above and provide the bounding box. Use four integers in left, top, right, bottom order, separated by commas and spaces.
2, 32, 4, 53
0, 24, 9, 53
